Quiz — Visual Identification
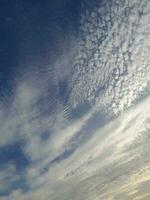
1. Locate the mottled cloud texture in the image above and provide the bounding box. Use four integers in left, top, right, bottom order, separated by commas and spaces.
0, 0, 150, 199
70, 0, 150, 115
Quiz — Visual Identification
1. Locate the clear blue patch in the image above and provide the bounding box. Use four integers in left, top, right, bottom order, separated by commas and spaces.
40, 131, 51, 141
0, 177, 29, 197
0, 141, 30, 197
0, 141, 30, 172
50, 149, 74, 165
69, 102, 91, 120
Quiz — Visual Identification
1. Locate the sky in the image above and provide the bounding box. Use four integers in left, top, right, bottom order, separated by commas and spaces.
0, 0, 150, 199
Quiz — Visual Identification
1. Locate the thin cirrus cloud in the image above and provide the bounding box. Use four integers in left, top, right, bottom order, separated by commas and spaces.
0, 96, 150, 200
0, 0, 150, 199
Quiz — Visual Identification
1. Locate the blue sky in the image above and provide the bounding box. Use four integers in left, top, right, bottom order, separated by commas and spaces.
0, 0, 83, 197
0, 0, 150, 200
0, 0, 82, 93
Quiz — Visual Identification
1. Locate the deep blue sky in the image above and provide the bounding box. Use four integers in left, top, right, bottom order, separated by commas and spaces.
0, 0, 83, 97
0, 0, 83, 195
0, 0, 104, 197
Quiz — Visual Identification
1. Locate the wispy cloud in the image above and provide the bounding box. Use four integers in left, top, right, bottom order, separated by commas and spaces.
0, 0, 150, 199
0, 96, 150, 200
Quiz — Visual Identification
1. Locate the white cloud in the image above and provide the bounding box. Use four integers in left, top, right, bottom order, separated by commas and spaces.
0, 0, 150, 199
69, 0, 150, 115
2, 96, 149, 200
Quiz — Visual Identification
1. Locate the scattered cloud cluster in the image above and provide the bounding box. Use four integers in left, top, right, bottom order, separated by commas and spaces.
69, 0, 150, 115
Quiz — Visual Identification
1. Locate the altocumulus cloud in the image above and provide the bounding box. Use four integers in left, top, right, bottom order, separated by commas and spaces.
0, 0, 150, 199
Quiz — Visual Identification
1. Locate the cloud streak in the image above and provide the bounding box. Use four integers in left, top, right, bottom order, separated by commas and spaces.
0, 0, 150, 199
